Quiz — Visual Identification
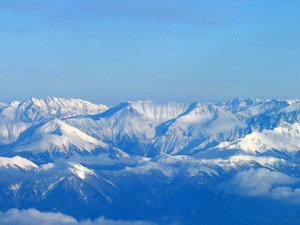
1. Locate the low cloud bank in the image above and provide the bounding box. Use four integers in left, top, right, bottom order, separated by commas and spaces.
224, 168, 300, 203
0, 208, 157, 225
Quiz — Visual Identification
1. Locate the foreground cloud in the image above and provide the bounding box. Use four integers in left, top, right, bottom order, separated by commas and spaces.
0, 209, 157, 225
224, 168, 300, 203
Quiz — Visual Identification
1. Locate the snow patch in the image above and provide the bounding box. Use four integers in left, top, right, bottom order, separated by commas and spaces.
0, 156, 38, 171
68, 162, 95, 180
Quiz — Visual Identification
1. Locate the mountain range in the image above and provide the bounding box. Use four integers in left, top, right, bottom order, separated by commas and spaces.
0, 97, 300, 224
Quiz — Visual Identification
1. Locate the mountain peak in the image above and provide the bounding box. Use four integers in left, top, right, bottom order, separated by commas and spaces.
15, 97, 109, 122
0, 156, 38, 171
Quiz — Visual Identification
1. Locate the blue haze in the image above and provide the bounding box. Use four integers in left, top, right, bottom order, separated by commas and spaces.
0, 0, 299, 105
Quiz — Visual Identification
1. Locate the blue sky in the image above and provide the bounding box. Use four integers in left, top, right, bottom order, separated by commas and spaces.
0, 0, 299, 105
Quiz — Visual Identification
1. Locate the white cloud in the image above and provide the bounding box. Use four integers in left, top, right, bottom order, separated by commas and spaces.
0, 209, 76, 225
270, 187, 300, 203
224, 168, 300, 203
67, 153, 146, 167
0, 208, 157, 225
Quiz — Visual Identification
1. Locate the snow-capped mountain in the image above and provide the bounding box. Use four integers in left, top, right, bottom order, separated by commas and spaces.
0, 97, 300, 160
0, 119, 126, 163
64, 98, 300, 157
215, 121, 300, 157
0, 97, 109, 145
0, 156, 38, 171
0, 97, 300, 224
15, 97, 109, 122
1, 97, 300, 161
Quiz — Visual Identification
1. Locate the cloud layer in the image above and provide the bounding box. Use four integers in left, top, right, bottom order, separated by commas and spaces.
225, 168, 300, 203
0, 208, 156, 225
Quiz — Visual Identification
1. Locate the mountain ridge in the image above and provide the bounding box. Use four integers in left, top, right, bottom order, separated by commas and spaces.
1, 96, 300, 158
0, 97, 300, 224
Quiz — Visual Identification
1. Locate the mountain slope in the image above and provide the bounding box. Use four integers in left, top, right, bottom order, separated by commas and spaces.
216, 121, 300, 157
66, 101, 248, 156
1, 97, 300, 159
0, 156, 38, 171
0, 97, 109, 145
0, 97, 300, 224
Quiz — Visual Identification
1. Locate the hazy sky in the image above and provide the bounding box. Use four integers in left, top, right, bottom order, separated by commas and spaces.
0, 0, 299, 105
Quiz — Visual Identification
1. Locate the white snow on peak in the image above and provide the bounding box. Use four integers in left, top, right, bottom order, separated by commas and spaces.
128, 101, 190, 123
2, 97, 300, 159
285, 98, 300, 105
70, 101, 192, 142
216, 122, 300, 154
16, 97, 109, 122
10, 101, 20, 108
0, 156, 38, 171
14, 119, 108, 154
166, 103, 246, 139
68, 162, 95, 180
0, 97, 109, 145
